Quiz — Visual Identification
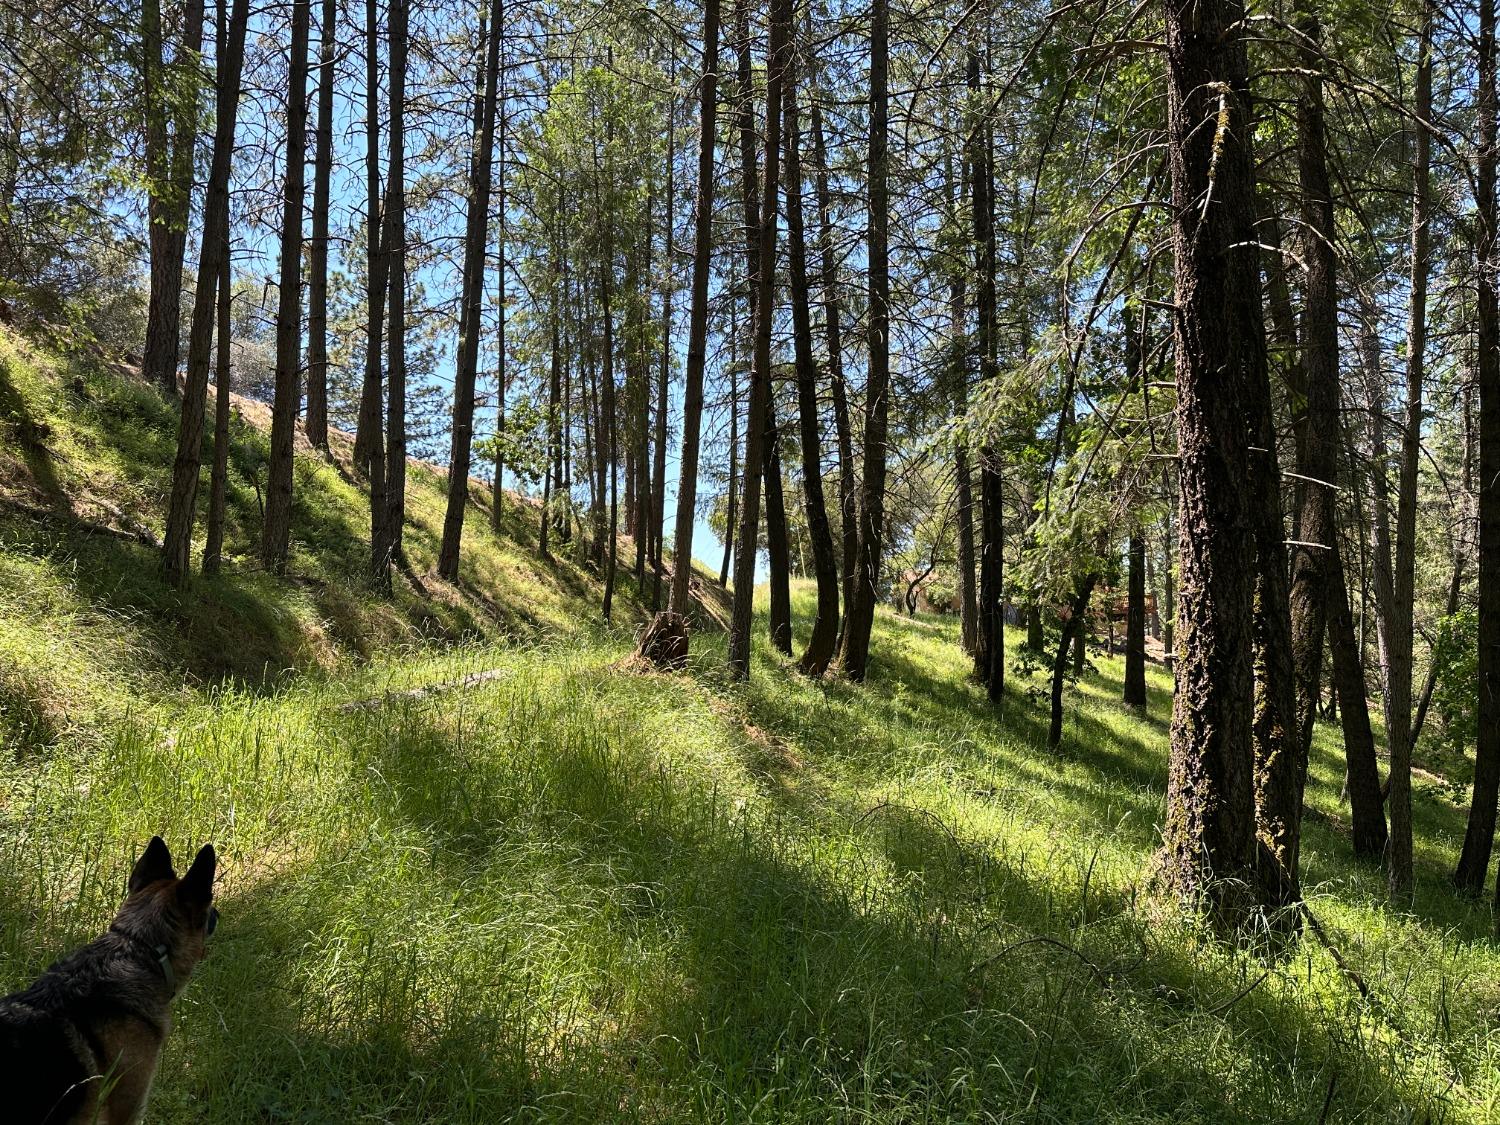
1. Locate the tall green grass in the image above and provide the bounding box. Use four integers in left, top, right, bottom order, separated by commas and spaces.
1, 616, 1497, 1122
1, 323, 1497, 1121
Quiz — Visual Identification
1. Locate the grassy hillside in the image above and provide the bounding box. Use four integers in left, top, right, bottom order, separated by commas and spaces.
1, 323, 1498, 1123
0, 321, 716, 749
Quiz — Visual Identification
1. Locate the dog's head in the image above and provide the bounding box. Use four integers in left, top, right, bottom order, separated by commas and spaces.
114, 837, 219, 994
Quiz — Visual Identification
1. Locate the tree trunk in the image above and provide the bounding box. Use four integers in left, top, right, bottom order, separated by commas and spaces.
141, 0, 170, 396
664, 0, 719, 620
143, 0, 205, 399
727, 0, 790, 679
951, 151, 977, 656
764, 396, 793, 655
439, 5, 501, 582
162, 0, 247, 587
1285, 12, 1386, 860
837, 0, 889, 681
540, 243, 562, 561
492, 63, 508, 534
720, 323, 739, 588
970, 39, 1003, 701
203, 226, 234, 573
360, 0, 390, 587
731, 0, 791, 660
1050, 575, 1098, 752
785, 65, 839, 674
1158, 0, 1281, 929
1388, 0, 1433, 898
304, 0, 336, 451
600, 258, 620, 621
260, 0, 311, 573
1458, 0, 1500, 896
383, 0, 408, 568
1124, 534, 1147, 710
651, 82, 675, 611
807, 81, 856, 650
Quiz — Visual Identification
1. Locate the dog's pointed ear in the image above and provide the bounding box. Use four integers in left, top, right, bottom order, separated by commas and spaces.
178, 844, 216, 906
129, 836, 175, 893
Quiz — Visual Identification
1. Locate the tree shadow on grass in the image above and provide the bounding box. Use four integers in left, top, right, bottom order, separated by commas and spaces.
0, 356, 67, 509
327, 681, 1452, 1124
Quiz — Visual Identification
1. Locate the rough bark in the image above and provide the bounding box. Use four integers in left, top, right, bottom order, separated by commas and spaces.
1124, 533, 1147, 710
808, 82, 857, 649
1389, 0, 1432, 898
260, 0, 312, 573
203, 230, 234, 573
952, 152, 977, 656
600, 256, 620, 621
764, 398, 793, 655
161, 0, 247, 588
651, 85, 675, 611
970, 40, 1003, 701
304, 0, 336, 451
665, 0, 718, 620
360, 0, 390, 587
1158, 0, 1281, 928
143, 0, 205, 399
720, 324, 739, 588
836, 0, 890, 682
1050, 575, 1098, 751
438, 6, 501, 582
383, 0, 408, 568
1284, 13, 1386, 860
1458, 0, 1500, 895
492, 66, 508, 534
731, 0, 792, 660
727, 0, 790, 679
785, 64, 840, 674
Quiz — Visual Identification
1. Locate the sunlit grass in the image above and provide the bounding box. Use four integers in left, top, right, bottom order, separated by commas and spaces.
2, 323, 1498, 1122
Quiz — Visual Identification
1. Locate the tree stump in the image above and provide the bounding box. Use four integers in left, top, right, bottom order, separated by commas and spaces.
636, 611, 690, 670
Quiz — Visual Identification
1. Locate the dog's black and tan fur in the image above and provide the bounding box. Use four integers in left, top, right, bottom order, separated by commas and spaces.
0, 837, 218, 1124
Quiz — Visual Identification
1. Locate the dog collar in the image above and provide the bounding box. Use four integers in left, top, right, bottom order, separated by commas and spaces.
110, 926, 176, 991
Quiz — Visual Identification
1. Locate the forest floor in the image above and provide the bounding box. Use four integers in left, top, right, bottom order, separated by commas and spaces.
1, 321, 1498, 1122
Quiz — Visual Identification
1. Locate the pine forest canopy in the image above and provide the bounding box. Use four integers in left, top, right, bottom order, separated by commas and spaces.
2, 0, 1499, 939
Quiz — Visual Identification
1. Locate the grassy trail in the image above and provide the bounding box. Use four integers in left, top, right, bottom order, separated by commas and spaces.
1, 325, 1498, 1121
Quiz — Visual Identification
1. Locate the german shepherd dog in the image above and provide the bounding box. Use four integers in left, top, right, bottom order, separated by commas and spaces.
0, 837, 218, 1123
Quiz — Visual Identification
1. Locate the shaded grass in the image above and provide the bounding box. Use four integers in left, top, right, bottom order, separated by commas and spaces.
0, 324, 1498, 1121
0, 322, 679, 746
3, 622, 1496, 1122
